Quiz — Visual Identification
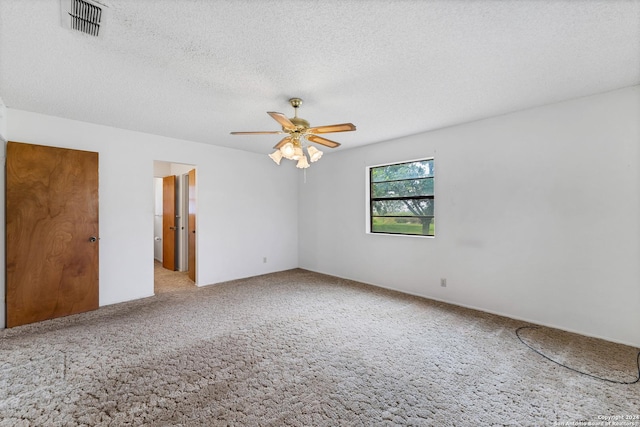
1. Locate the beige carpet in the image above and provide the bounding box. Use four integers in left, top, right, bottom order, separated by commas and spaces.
0, 269, 638, 426
154, 260, 195, 294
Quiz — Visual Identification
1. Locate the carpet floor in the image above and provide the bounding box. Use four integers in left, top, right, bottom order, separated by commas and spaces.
154, 260, 195, 294
0, 269, 638, 426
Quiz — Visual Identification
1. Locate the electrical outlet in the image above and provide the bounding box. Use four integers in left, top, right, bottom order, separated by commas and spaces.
263, 257, 267, 263
440, 278, 447, 287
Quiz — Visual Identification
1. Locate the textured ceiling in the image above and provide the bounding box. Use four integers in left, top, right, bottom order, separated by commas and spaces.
0, 0, 639, 155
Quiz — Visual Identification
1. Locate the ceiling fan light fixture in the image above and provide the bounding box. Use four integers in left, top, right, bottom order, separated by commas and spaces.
280, 142, 295, 159
291, 145, 304, 160
307, 146, 323, 162
296, 155, 310, 169
268, 150, 283, 165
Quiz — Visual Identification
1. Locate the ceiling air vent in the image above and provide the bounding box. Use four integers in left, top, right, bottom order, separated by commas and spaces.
60, 0, 104, 37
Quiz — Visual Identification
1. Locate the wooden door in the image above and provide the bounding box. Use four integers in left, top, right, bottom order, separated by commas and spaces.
162, 175, 177, 271
6, 141, 99, 327
188, 169, 196, 282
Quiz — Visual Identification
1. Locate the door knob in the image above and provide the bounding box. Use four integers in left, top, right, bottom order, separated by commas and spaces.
169, 226, 177, 230
89, 236, 98, 243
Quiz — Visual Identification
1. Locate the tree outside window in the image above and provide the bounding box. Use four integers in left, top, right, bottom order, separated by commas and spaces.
370, 159, 434, 236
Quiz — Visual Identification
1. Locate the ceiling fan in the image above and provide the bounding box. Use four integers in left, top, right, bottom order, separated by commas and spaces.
230, 98, 356, 168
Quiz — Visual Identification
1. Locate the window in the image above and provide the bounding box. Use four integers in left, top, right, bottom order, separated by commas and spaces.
369, 158, 434, 236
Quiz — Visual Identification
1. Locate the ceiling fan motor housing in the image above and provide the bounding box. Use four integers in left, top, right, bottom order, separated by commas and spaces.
289, 116, 310, 130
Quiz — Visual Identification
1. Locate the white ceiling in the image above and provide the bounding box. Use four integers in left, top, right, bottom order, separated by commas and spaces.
1, 0, 639, 155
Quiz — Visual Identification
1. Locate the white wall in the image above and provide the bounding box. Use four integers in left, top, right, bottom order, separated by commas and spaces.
299, 86, 640, 347
0, 97, 6, 143
2, 109, 299, 328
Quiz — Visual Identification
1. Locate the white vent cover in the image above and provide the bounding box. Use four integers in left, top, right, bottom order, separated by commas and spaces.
60, 0, 106, 37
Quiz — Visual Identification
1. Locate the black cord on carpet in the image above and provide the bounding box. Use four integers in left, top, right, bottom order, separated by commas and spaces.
515, 326, 640, 385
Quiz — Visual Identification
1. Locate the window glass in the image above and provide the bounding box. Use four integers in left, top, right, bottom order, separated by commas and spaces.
371, 160, 433, 182
371, 177, 434, 199
369, 159, 434, 236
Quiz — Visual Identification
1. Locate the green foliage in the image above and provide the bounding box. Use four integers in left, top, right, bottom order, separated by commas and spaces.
372, 178, 434, 199
370, 159, 435, 236
372, 217, 435, 236
372, 199, 433, 217
371, 159, 433, 183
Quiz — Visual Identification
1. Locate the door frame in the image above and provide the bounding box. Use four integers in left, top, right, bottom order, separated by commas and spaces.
153, 161, 197, 284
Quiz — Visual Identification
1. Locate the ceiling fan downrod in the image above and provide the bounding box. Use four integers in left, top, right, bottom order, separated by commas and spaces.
288, 98, 309, 129
289, 98, 303, 117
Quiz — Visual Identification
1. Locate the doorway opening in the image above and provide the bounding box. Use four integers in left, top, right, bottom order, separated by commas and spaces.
153, 161, 196, 294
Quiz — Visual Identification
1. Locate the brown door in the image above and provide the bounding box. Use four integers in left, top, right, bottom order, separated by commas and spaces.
6, 141, 99, 327
188, 169, 196, 282
162, 175, 177, 271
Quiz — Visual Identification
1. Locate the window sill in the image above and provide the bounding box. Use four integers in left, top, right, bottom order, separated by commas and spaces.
366, 232, 435, 239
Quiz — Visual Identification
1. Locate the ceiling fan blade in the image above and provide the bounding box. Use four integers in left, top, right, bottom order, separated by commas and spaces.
267, 112, 296, 130
307, 135, 341, 148
307, 123, 356, 134
273, 136, 292, 149
230, 131, 285, 135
